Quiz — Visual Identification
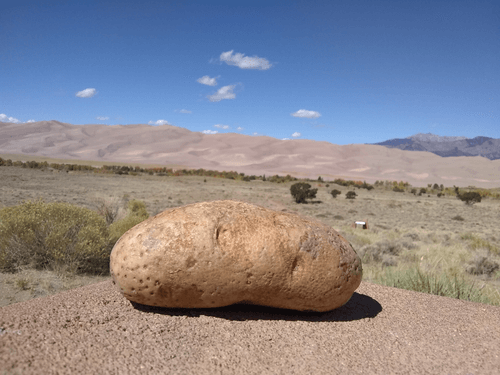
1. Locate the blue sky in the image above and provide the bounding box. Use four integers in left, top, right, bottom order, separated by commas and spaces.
1, 0, 499, 145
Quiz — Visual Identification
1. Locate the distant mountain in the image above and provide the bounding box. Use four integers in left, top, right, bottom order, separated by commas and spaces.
368, 133, 500, 160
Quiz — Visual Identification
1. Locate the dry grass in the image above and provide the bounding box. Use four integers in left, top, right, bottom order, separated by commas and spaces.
1, 165, 499, 307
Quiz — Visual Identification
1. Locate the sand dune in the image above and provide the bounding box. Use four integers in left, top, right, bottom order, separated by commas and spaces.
1, 120, 499, 188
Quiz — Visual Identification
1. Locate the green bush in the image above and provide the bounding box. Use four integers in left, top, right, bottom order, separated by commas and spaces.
459, 192, 482, 205
290, 183, 317, 204
108, 200, 149, 245
0, 199, 110, 274
330, 189, 342, 198
127, 200, 149, 219
346, 191, 357, 199
465, 250, 499, 276
109, 215, 147, 244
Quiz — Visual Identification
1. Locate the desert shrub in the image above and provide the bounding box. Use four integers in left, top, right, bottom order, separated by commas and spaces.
460, 233, 499, 255
452, 215, 464, 221
465, 250, 500, 276
92, 196, 121, 225
411, 188, 417, 195
204, 179, 207, 183
361, 181, 374, 190
403, 232, 420, 241
459, 192, 482, 205
325, 184, 330, 187
333, 215, 344, 220
108, 215, 146, 244
437, 193, 442, 197
346, 191, 357, 199
330, 189, 342, 198
392, 187, 404, 193
127, 200, 149, 219
400, 240, 418, 250
108, 200, 149, 245
419, 188, 427, 195
290, 183, 317, 204
381, 257, 397, 267
381, 265, 490, 304
333, 178, 347, 186
0, 199, 110, 274
357, 240, 402, 264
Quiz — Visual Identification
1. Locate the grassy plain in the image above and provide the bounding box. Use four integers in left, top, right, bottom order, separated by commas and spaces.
1, 164, 499, 307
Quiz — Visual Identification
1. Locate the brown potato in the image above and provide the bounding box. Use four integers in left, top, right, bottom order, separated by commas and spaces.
110, 200, 362, 312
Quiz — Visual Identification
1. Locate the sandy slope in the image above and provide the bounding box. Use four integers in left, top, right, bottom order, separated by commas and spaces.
1, 121, 499, 188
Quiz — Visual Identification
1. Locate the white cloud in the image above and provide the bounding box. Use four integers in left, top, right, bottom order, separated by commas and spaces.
237, 126, 244, 130
220, 50, 272, 70
0, 114, 20, 123
253, 132, 259, 136
282, 138, 290, 140
202, 130, 218, 134
197, 75, 218, 86
214, 124, 229, 129
179, 109, 192, 114
207, 85, 236, 102
292, 132, 301, 138
149, 119, 171, 125
76, 88, 97, 98
25, 119, 36, 123
291, 109, 321, 118
96, 116, 109, 120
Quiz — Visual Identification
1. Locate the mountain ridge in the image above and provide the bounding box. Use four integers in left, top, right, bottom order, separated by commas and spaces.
368, 133, 500, 160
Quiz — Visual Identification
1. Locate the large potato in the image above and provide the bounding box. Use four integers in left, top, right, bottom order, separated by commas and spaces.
110, 200, 362, 312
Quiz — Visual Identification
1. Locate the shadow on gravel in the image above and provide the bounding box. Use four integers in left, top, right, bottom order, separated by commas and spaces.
131, 292, 382, 322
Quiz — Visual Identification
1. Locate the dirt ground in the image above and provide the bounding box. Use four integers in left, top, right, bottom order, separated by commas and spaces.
1, 165, 499, 307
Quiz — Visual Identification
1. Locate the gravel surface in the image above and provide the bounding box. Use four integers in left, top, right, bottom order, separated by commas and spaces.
1, 280, 499, 374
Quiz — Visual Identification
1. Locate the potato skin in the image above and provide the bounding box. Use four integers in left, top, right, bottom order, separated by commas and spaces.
110, 200, 362, 312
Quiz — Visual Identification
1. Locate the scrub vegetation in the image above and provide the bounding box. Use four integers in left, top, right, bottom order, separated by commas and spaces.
0, 157, 499, 307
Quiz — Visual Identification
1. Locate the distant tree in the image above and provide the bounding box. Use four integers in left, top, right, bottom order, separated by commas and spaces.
346, 191, 357, 199
433, 183, 439, 190
393, 187, 404, 193
361, 181, 374, 190
290, 183, 317, 204
419, 188, 427, 195
440, 184, 444, 190
330, 189, 341, 198
318, 176, 324, 182
459, 192, 482, 206
411, 188, 417, 195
